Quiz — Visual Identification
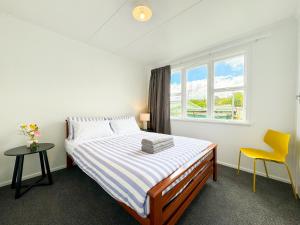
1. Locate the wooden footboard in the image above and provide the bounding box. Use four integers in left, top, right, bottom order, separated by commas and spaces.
118, 144, 217, 225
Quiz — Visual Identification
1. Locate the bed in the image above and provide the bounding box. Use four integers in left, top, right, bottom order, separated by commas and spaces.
65, 119, 217, 225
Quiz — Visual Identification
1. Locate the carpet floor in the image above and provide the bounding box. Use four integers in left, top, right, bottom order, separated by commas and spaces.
0, 165, 299, 225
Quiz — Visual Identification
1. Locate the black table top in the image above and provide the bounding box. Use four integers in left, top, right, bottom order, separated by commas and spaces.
4, 143, 55, 156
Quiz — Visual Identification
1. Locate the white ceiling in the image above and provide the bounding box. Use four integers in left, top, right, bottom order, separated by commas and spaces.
0, 0, 298, 65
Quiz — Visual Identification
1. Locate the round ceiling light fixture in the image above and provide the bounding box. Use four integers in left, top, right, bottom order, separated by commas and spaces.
132, 5, 152, 22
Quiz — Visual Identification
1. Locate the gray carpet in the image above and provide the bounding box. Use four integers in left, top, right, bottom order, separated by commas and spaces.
0, 165, 299, 225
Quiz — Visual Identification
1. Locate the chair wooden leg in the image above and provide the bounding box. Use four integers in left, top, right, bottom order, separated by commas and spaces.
253, 159, 256, 193
263, 160, 269, 178
237, 151, 241, 175
284, 163, 297, 199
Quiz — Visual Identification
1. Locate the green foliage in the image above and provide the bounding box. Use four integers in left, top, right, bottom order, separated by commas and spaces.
215, 92, 243, 107
171, 92, 243, 119
233, 92, 243, 107
189, 99, 207, 108
170, 102, 181, 117
215, 96, 232, 106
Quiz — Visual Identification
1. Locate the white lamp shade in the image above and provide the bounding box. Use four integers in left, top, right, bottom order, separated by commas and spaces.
140, 113, 150, 122
132, 5, 152, 22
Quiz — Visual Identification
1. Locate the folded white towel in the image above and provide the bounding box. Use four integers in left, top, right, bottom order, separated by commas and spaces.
142, 140, 174, 150
142, 142, 174, 154
141, 136, 173, 145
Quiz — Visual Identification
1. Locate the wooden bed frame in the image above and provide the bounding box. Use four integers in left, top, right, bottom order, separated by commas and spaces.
65, 120, 217, 225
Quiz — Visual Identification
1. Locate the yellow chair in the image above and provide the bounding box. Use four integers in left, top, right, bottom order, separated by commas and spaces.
237, 129, 297, 199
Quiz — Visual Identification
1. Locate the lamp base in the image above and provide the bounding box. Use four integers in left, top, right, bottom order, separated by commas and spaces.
143, 121, 148, 130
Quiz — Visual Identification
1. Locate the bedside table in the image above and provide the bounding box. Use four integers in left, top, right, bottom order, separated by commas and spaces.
4, 143, 54, 199
141, 128, 154, 132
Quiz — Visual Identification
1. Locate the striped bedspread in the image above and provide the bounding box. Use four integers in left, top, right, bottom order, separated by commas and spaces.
71, 132, 211, 217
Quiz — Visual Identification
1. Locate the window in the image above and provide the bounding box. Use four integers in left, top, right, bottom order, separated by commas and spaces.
213, 55, 245, 121
186, 65, 208, 119
170, 52, 247, 123
170, 71, 182, 118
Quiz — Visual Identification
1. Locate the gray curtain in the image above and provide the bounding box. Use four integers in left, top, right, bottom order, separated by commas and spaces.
148, 65, 171, 134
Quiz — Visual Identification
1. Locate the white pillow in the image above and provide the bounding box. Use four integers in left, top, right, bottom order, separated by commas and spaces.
110, 117, 140, 134
67, 116, 106, 140
73, 120, 113, 141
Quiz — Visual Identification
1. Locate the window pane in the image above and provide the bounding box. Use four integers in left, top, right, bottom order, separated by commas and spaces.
214, 55, 244, 89
186, 65, 208, 118
214, 91, 244, 120
170, 71, 182, 117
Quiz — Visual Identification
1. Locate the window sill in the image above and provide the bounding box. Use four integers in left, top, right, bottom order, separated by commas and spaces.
171, 117, 251, 126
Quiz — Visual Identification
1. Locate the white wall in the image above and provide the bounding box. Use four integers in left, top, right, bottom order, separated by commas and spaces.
296, 3, 300, 194
0, 14, 147, 186
148, 18, 298, 184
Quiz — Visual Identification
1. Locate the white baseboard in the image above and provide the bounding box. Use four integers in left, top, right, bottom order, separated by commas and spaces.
0, 165, 66, 188
217, 160, 290, 184
0, 162, 293, 192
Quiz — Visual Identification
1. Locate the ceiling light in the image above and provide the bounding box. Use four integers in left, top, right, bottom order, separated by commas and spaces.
132, 5, 152, 22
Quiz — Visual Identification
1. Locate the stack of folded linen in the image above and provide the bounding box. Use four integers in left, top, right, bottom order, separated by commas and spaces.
141, 136, 174, 154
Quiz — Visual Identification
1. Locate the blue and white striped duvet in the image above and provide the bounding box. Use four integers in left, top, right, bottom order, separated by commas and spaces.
71, 132, 211, 217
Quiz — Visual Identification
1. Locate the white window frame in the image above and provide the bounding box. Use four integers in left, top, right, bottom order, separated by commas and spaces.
170, 47, 250, 125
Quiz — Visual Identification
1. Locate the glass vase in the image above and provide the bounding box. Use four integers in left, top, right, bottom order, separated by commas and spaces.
27, 139, 38, 151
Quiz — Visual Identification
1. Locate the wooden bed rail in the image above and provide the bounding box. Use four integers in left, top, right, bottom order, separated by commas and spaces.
147, 144, 217, 225
148, 144, 216, 198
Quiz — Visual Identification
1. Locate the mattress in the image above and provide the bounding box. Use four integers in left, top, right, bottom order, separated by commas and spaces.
65, 131, 212, 217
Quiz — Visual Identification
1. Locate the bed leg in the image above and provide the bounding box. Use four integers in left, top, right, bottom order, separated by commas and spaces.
149, 193, 163, 225
213, 146, 217, 181
66, 154, 73, 168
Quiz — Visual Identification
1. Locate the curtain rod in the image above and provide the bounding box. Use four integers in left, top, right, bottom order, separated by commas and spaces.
155, 33, 271, 69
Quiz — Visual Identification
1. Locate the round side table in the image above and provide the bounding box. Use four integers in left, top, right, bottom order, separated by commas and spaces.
4, 143, 55, 199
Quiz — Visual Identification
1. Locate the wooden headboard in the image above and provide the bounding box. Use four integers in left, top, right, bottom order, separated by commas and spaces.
65, 120, 74, 168
65, 120, 69, 139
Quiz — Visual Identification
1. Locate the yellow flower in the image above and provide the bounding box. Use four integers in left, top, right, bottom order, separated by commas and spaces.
29, 124, 38, 131
20, 123, 27, 129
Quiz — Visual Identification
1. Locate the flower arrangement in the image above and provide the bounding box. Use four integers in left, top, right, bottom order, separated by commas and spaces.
20, 123, 41, 150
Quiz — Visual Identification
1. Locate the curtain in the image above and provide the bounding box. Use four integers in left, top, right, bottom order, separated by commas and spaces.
148, 65, 171, 134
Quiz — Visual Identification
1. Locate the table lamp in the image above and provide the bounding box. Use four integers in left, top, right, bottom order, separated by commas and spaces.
140, 113, 150, 130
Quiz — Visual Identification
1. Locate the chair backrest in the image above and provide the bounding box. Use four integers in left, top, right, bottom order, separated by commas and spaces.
263, 129, 290, 157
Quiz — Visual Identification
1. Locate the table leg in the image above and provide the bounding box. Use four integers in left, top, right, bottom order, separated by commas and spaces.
15, 155, 24, 199
39, 152, 46, 177
11, 156, 20, 189
42, 151, 53, 185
